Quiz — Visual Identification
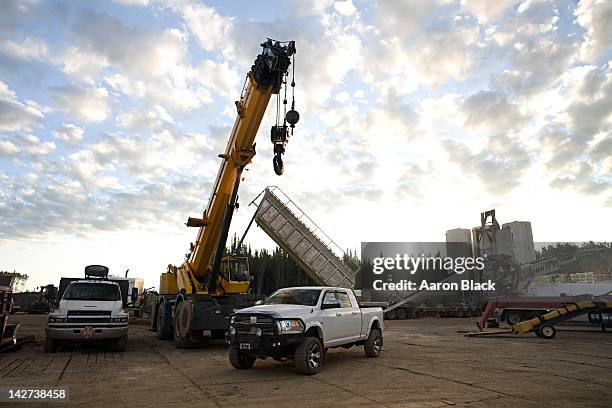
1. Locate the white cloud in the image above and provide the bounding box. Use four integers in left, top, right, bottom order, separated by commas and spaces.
461, 0, 522, 22
0, 80, 45, 132
0, 139, 20, 156
53, 86, 110, 123
116, 105, 175, 131
53, 47, 109, 83
179, 2, 234, 51
334, 0, 356, 16
1, 36, 48, 60
576, 0, 612, 63
52, 123, 85, 146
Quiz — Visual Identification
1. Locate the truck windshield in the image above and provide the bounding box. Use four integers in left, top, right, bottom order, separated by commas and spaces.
63, 283, 121, 301
264, 289, 322, 306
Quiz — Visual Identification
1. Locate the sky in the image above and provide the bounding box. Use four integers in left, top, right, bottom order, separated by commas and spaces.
0, 0, 610, 290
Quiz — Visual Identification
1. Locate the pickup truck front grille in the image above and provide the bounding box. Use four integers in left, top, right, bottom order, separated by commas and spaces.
67, 310, 111, 323
232, 314, 276, 336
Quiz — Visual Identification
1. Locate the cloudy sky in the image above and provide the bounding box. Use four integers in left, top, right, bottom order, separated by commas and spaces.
0, 0, 610, 289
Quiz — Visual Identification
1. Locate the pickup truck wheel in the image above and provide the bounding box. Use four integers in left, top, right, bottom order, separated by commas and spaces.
157, 303, 172, 340
229, 348, 256, 369
295, 337, 323, 375
364, 329, 383, 358
44, 337, 58, 353
115, 335, 128, 352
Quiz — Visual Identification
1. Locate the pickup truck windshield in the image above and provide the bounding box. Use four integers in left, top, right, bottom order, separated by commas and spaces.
264, 289, 322, 306
63, 283, 121, 301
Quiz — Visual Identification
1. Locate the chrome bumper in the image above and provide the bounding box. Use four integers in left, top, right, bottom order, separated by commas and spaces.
46, 325, 128, 340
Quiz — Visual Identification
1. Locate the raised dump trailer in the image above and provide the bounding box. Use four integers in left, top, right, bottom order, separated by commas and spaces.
254, 187, 356, 289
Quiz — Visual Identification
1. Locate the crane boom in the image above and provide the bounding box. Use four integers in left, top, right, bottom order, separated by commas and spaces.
166, 39, 296, 296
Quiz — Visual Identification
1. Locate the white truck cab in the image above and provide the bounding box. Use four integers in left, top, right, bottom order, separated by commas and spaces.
226, 286, 384, 375
45, 265, 129, 352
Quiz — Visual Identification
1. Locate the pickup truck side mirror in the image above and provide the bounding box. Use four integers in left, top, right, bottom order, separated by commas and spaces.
321, 299, 341, 310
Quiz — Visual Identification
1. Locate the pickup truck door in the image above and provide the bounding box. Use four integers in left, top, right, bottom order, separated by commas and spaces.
334, 290, 362, 343
319, 290, 345, 347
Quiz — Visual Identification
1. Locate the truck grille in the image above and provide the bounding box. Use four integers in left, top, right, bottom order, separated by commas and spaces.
67, 310, 111, 323
232, 314, 276, 335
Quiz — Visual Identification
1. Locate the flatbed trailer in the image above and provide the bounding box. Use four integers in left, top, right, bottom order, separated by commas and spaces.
512, 298, 612, 339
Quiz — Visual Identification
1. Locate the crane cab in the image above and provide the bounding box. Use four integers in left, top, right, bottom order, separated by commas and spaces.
219, 256, 251, 294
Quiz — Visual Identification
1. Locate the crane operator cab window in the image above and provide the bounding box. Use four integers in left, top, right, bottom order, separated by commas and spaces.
222, 257, 250, 282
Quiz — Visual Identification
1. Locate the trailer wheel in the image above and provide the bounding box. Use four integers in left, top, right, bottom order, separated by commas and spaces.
364, 329, 383, 358
157, 303, 172, 340
295, 337, 323, 375
385, 309, 397, 320
44, 337, 58, 353
173, 300, 194, 348
505, 310, 524, 326
229, 348, 256, 369
538, 325, 556, 339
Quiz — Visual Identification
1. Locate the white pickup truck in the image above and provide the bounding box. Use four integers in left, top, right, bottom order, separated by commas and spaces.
226, 286, 384, 375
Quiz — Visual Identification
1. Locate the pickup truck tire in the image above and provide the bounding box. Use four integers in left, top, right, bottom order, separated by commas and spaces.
44, 337, 58, 353
295, 337, 323, 375
157, 303, 172, 340
115, 335, 128, 352
364, 329, 382, 358
229, 348, 256, 369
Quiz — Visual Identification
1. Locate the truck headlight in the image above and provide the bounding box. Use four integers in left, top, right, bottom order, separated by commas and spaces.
230, 315, 237, 324
48, 316, 65, 323
277, 319, 304, 334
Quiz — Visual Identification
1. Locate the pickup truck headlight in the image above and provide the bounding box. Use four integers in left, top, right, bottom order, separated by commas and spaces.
48, 316, 66, 323
277, 319, 304, 334
113, 317, 128, 323
230, 315, 237, 324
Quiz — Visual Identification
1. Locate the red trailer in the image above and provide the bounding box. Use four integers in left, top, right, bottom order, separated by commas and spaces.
478, 296, 575, 330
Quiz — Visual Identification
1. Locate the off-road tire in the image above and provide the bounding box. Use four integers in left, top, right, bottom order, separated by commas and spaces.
173, 300, 194, 349
115, 335, 128, 352
229, 348, 256, 369
364, 329, 383, 358
157, 303, 172, 340
44, 337, 58, 353
295, 337, 324, 375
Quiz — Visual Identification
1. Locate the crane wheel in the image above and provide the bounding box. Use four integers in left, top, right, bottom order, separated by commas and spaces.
273, 154, 284, 175
174, 301, 194, 348
157, 303, 172, 340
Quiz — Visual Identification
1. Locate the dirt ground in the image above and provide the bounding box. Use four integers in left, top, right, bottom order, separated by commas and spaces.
1, 314, 611, 407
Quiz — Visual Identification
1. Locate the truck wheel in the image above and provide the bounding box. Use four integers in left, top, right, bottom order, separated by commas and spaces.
115, 335, 128, 352
505, 310, 524, 326
229, 348, 256, 369
385, 309, 397, 320
157, 303, 172, 340
538, 324, 556, 339
295, 337, 323, 375
396, 309, 407, 320
44, 337, 58, 353
174, 301, 194, 348
364, 329, 383, 358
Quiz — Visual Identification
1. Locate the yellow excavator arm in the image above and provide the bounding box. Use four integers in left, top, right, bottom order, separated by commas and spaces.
160, 39, 297, 297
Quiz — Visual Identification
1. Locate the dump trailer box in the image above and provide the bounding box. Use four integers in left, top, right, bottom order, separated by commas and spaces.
255, 188, 356, 288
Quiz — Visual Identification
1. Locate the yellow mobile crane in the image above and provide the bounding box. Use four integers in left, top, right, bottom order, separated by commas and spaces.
152, 39, 299, 347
